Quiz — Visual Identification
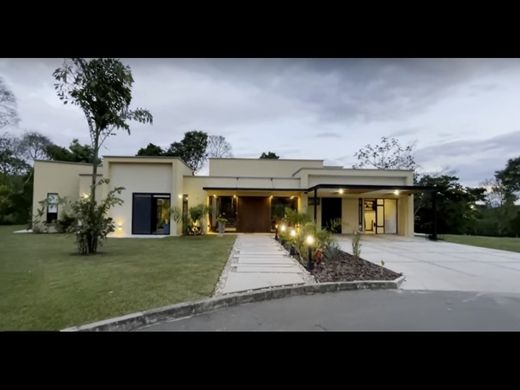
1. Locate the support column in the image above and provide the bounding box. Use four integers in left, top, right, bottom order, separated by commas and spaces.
313, 188, 317, 223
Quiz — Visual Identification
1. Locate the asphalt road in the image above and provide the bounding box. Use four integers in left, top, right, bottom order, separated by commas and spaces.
137, 289, 520, 331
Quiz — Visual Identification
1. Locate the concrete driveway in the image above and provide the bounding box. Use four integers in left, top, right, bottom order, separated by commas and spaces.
336, 235, 520, 293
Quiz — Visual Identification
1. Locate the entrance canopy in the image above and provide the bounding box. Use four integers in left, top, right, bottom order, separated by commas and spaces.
306, 183, 435, 197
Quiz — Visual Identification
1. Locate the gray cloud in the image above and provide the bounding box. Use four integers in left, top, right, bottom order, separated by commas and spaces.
2, 58, 520, 186
316, 132, 342, 138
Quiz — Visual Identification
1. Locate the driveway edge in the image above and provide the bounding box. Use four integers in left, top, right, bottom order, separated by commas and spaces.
62, 277, 405, 332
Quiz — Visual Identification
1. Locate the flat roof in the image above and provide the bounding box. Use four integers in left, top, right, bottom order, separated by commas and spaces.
34, 159, 100, 167
208, 157, 324, 162
307, 184, 435, 192
203, 187, 304, 191
102, 155, 192, 171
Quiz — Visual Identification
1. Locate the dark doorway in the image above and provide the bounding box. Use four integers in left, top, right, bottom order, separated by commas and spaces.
132, 193, 171, 235
321, 197, 342, 233
237, 196, 271, 232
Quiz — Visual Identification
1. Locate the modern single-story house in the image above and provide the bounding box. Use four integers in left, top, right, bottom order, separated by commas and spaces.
33, 156, 434, 237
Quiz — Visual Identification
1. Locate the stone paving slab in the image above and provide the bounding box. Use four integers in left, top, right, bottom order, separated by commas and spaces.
214, 234, 314, 295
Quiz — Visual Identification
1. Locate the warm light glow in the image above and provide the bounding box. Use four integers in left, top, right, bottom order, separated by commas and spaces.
306, 235, 315, 246
269, 195, 273, 199
233, 194, 237, 199
290, 229, 296, 237
116, 222, 123, 232
178, 194, 183, 199
290, 196, 295, 199
339, 189, 344, 195
280, 224, 287, 232
394, 190, 400, 195
81, 193, 89, 199
275, 224, 278, 229
213, 194, 217, 198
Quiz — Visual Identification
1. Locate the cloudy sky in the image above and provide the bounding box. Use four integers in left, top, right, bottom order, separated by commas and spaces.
1, 58, 520, 185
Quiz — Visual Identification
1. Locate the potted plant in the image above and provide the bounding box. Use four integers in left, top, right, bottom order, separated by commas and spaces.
216, 215, 227, 236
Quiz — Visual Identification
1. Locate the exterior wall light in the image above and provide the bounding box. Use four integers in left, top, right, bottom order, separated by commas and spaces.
394, 190, 400, 196
117, 222, 123, 232
290, 196, 295, 199
339, 189, 344, 195
233, 194, 237, 199
178, 194, 183, 199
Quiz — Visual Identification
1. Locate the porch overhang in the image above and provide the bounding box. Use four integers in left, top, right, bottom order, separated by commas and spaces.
306, 184, 435, 193
202, 187, 305, 192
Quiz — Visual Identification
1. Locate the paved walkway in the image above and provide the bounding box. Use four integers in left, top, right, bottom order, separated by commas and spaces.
336, 234, 520, 293
214, 234, 314, 295
138, 289, 520, 331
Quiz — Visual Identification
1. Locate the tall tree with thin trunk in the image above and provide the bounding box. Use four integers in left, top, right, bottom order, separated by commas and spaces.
53, 58, 152, 254
53, 58, 152, 202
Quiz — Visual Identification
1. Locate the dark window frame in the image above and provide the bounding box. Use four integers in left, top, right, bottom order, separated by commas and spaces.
46, 192, 59, 224
131, 192, 171, 235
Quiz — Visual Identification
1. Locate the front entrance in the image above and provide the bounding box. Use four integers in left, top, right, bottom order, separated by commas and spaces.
363, 198, 397, 234
236, 196, 271, 232
321, 197, 342, 233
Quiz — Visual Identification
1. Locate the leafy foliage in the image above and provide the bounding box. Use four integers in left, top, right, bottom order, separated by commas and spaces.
495, 156, 520, 201
353, 136, 417, 170
260, 151, 279, 159
414, 174, 486, 235
18, 131, 52, 162
67, 180, 124, 254
0, 77, 19, 129
165, 130, 208, 173
136, 143, 165, 156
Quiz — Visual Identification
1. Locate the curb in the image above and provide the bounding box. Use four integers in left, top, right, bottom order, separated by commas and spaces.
61, 276, 406, 332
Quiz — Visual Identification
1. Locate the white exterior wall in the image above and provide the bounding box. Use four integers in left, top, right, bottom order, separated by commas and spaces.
108, 163, 173, 237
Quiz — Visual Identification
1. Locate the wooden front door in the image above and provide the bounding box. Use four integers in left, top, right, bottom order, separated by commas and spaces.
237, 196, 271, 232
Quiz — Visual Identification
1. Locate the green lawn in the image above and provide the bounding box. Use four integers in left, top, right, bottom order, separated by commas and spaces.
441, 234, 520, 253
0, 225, 236, 330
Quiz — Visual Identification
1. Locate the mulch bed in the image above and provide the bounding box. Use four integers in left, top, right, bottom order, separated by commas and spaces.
311, 250, 402, 282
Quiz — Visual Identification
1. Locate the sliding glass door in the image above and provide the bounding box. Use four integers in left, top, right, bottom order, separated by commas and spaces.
132, 193, 171, 235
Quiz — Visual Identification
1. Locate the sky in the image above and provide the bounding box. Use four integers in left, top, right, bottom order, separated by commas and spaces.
1, 58, 520, 186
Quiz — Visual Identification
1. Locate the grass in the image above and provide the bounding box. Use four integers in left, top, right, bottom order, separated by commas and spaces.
441, 234, 520, 253
0, 225, 236, 330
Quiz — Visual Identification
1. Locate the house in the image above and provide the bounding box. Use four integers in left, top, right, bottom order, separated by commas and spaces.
32, 156, 428, 237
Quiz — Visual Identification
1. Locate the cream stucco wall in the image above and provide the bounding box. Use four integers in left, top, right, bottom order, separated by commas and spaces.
32, 157, 416, 237
209, 158, 323, 177
32, 161, 102, 226
108, 163, 174, 237
342, 198, 359, 234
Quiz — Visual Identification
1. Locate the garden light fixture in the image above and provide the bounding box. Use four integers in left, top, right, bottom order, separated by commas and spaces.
280, 224, 287, 232
290, 228, 296, 237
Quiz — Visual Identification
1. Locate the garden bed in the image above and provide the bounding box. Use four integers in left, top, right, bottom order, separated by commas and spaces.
277, 239, 401, 283
310, 250, 402, 282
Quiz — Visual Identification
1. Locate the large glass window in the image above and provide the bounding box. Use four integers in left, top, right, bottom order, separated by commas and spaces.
46, 193, 58, 223
132, 193, 171, 235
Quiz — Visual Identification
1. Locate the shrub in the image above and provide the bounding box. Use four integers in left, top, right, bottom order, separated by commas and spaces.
67, 181, 124, 255
56, 211, 75, 233
352, 229, 362, 261
323, 241, 341, 262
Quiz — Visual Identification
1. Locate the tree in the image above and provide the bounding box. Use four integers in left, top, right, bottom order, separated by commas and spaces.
0, 77, 19, 129
207, 135, 233, 158
260, 151, 279, 159
414, 174, 486, 235
53, 58, 152, 254
353, 136, 417, 170
496, 157, 520, 200
45, 138, 97, 164
0, 133, 29, 176
18, 131, 52, 162
136, 143, 165, 156
165, 130, 208, 173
